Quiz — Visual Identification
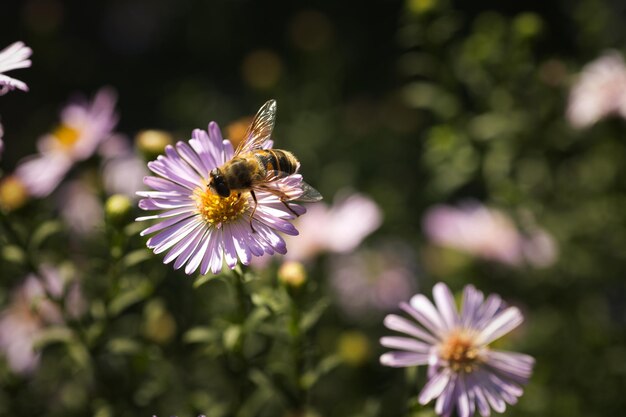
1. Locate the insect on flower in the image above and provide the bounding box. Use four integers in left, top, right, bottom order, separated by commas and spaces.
137, 101, 322, 275
208, 99, 322, 231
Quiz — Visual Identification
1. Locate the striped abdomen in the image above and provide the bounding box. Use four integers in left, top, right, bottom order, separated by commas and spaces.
253, 149, 299, 176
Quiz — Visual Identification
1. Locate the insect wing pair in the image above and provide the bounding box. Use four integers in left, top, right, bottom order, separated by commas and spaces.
235, 99, 323, 203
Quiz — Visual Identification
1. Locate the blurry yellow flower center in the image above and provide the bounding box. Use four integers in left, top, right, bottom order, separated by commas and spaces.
439, 331, 481, 373
0, 176, 29, 211
53, 125, 80, 148
193, 187, 248, 226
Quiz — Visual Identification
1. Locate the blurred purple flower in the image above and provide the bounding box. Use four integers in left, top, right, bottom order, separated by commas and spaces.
100, 134, 149, 198
137, 122, 305, 275
423, 201, 557, 268
16, 87, 119, 197
284, 190, 382, 262
0, 266, 85, 375
380, 283, 534, 417
567, 51, 626, 128
329, 242, 417, 319
0, 41, 32, 95
57, 180, 104, 236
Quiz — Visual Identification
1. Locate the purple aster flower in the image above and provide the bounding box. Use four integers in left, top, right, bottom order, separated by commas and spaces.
0, 41, 32, 95
15, 87, 118, 197
137, 122, 305, 275
380, 283, 534, 417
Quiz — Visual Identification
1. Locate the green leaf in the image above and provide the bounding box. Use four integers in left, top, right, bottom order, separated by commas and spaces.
193, 272, 227, 289
106, 338, 142, 355
222, 324, 242, 351
1, 244, 25, 264
33, 326, 75, 350
29, 220, 63, 249
108, 280, 153, 316
299, 297, 330, 331
121, 249, 152, 268
301, 354, 341, 389
183, 326, 219, 344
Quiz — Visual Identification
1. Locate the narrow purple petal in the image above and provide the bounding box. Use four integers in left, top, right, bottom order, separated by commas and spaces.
184, 229, 211, 275
435, 374, 458, 417
147, 217, 199, 252
221, 227, 239, 269
407, 294, 447, 338
485, 350, 534, 382
380, 352, 429, 367
380, 336, 431, 353
383, 313, 439, 345
433, 283, 459, 331
418, 369, 452, 404
475, 307, 523, 345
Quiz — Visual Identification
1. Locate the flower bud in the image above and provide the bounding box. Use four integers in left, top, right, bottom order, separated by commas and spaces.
143, 299, 176, 344
278, 261, 307, 288
105, 194, 132, 225
135, 129, 173, 161
0, 175, 29, 211
337, 331, 371, 366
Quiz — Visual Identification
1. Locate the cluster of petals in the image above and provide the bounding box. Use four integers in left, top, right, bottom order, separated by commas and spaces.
567, 51, 626, 128
137, 122, 305, 275
0, 41, 32, 95
380, 283, 534, 417
15, 87, 119, 197
423, 201, 557, 268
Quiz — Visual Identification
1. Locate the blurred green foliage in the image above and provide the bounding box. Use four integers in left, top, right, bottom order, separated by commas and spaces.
2, 0, 626, 416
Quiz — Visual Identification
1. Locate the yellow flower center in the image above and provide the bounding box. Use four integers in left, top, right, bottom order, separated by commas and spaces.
53, 125, 81, 148
193, 186, 249, 227
0, 176, 29, 211
439, 331, 482, 373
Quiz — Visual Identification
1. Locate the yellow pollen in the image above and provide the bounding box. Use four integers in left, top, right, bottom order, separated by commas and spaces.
193, 187, 249, 226
52, 124, 81, 148
439, 331, 482, 373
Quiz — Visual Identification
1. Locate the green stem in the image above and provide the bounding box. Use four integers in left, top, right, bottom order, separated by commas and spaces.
230, 266, 252, 416
288, 289, 307, 408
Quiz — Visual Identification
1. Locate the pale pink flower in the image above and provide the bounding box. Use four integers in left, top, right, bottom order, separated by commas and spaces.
423, 201, 557, 267
329, 242, 417, 319
0, 266, 85, 375
16, 87, 118, 197
0, 41, 32, 95
98, 133, 148, 198
567, 51, 626, 128
284, 190, 382, 262
57, 180, 104, 236
102, 154, 148, 199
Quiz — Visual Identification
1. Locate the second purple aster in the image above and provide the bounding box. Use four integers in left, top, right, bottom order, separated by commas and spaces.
380, 282, 534, 417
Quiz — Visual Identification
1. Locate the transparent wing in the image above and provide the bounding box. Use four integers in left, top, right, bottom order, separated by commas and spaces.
254, 170, 323, 202
234, 99, 277, 156
296, 182, 323, 202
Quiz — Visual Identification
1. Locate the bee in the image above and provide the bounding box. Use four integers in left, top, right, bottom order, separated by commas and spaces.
208, 99, 322, 231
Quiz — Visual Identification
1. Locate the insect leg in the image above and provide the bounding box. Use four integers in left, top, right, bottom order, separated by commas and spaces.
281, 199, 301, 217
249, 190, 258, 233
